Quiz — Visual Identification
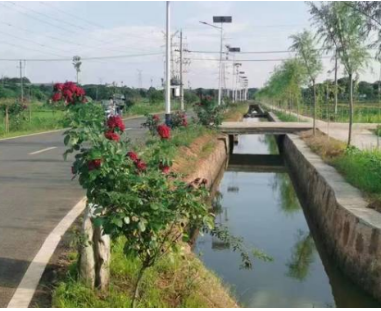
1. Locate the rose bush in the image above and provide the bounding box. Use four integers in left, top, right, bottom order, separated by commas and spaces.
171, 111, 188, 128
193, 95, 224, 127
141, 113, 161, 135
56, 82, 214, 305
52, 81, 86, 105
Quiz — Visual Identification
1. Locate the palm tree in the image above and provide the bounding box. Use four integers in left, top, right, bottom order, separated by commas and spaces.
308, 2, 369, 146
73, 55, 82, 84
290, 30, 323, 135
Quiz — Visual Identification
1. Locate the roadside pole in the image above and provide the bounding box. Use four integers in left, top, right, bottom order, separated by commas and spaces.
19, 60, 24, 102
217, 24, 223, 106
180, 30, 184, 111
165, 1, 171, 125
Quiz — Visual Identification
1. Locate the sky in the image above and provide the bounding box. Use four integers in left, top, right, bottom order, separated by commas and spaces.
0, 1, 380, 89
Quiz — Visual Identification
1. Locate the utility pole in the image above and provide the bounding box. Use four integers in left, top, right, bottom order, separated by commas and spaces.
19, 60, 24, 102
179, 30, 184, 111
217, 24, 223, 106
165, 1, 171, 125
200, 17, 231, 106
137, 69, 143, 89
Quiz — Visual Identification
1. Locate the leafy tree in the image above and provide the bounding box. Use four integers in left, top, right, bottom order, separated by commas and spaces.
0, 86, 16, 99
290, 30, 323, 134
309, 2, 369, 145
147, 87, 164, 104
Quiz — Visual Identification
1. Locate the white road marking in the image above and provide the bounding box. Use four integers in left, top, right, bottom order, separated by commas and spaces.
7, 197, 87, 308
29, 147, 57, 155
0, 129, 66, 142
125, 127, 132, 131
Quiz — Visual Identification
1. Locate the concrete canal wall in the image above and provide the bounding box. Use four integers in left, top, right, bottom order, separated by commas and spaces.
281, 133, 381, 301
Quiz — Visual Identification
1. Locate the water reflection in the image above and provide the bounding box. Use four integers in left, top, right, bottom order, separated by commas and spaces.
271, 173, 301, 216
194, 117, 380, 307
286, 230, 315, 281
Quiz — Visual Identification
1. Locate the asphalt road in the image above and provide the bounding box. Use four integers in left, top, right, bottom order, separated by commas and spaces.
0, 114, 153, 307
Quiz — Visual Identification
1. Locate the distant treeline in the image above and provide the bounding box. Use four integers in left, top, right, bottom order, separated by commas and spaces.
0, 77, 259, 104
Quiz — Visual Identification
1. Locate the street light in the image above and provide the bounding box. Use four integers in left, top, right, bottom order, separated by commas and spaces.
199, 15, 232, 106
165, 1, 171, 125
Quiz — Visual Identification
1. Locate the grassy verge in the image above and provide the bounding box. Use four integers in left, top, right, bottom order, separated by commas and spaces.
272, 110, 300, 122
124, 101, 181, 117
53, 237, 236, 308
0, 103, 66, 138
46, 123, 236, 308
301, 130, 381, 210
223, 102, 250, 121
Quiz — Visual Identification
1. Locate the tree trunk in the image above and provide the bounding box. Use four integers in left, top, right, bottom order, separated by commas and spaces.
334, 52, 338, 115
313, 80, 317, 136
79, 204, 110, 290
348, 73, 353, 146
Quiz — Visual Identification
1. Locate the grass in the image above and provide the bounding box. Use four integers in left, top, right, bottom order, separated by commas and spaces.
124, 100, 180, 117
223, 102, 250, 121
272, 110, 300, 122
53, 237, 235, 308
301, 131, 381, 208
269, 102, 381, 123
49, 122, 234, 308
0, 107, 66, 139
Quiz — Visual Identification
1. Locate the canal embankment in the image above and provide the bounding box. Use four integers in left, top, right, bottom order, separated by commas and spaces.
255, 103, 381, 302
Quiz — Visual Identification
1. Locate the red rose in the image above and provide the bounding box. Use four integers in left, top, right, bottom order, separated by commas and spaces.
63, 89, 73, 103
63, 82, 77, 93
74, 86, 85, 97
107, 115, 125, 132
54, 83, 64, 91
52, 92, 62, 102
105, 131, 120, 141
135, 159, 147, 171
88, 159, 102, 171
153, 114, 160, 121
157, 124, 171, 139
127, 151, 139, 162
159, 162, 170, 174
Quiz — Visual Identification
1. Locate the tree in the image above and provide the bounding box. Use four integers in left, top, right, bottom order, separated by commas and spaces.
308, 2, 341, 115
347, 2, 381, 51
73, 55, 82, 84
309, 2, 369, 145
290, 30, 323, 135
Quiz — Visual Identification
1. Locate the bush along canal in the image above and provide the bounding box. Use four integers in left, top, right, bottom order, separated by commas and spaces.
195, 116, 381, 308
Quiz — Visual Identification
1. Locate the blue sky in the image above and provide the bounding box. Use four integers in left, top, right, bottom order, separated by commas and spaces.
0, 1, 379, 88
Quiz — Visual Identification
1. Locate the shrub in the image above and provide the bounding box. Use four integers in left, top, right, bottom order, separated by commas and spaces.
193, 96, 223, 127
171, 111, 188, 128
142, 114, 161, 135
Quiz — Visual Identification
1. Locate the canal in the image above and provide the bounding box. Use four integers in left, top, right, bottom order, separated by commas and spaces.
194, 117, 380, 308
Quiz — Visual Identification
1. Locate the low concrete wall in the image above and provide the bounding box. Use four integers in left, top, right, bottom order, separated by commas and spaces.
184, 135, 229, 189
282, 134, 381, 301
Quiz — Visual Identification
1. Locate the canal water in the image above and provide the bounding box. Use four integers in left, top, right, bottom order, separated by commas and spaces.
194, 117, 380, 308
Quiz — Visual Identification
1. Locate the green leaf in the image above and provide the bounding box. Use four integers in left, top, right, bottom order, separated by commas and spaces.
123, 216, 130, 224
138, 221, 146, 232
93, 218, 103, 227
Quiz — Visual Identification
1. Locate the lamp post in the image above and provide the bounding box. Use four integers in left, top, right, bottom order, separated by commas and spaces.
228, 47, 240, 101
200, 16, 231, 106
165, 1, 171, 125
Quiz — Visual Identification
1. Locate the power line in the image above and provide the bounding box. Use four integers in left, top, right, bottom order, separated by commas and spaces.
0, 2, 76, 35
1, 2, 164, 57
39, 1, 103, 30
188, 56, 332, 62
10, 1, 88, 31
0, 52, 163, 62
0, 40, 69, 58
0, 30, 68, 56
